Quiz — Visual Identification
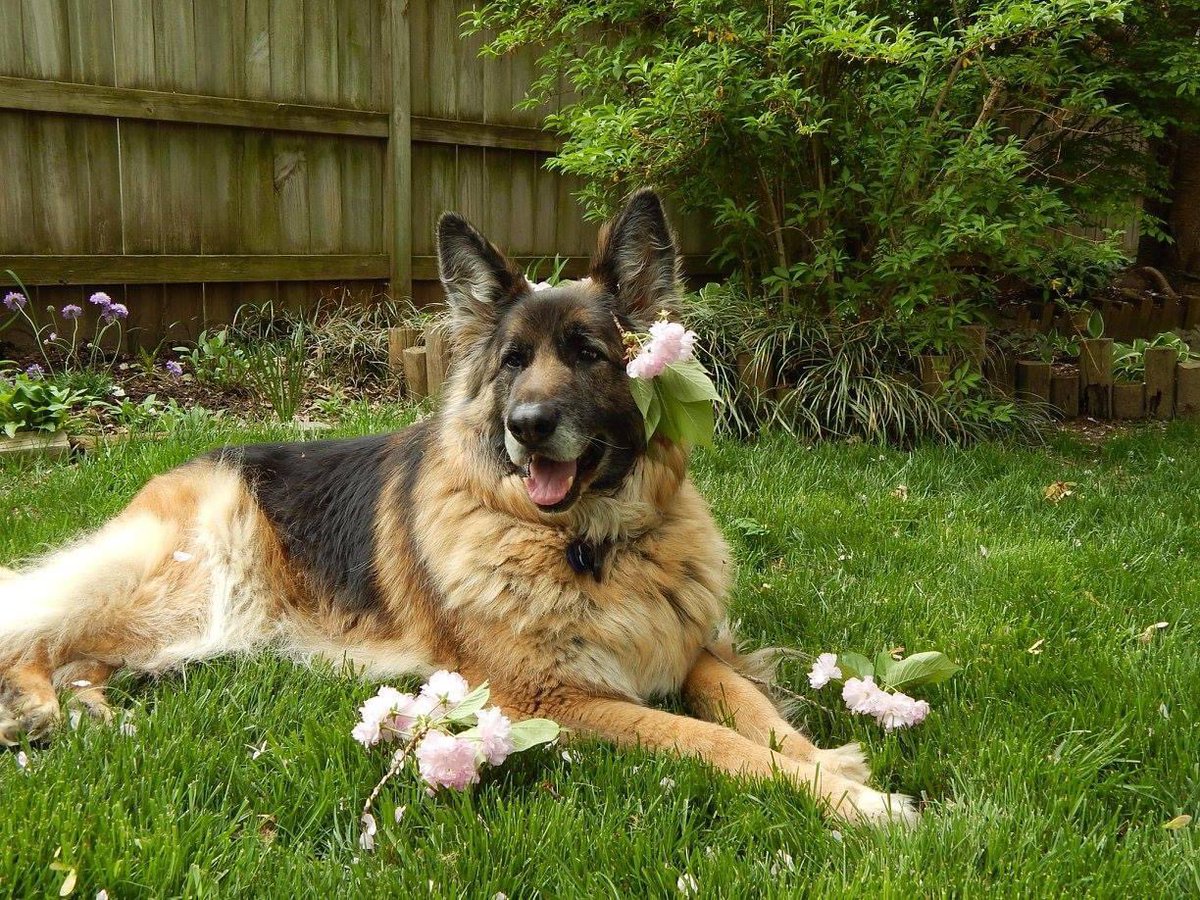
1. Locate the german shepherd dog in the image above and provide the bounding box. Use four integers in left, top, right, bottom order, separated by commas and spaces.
0, 190, 915, 826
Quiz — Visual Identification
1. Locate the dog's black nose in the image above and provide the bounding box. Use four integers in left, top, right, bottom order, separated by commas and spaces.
507, 403, 560, 446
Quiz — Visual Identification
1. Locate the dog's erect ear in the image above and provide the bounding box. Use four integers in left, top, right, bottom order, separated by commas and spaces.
590, 188, 680, 323
437, 212, 528, 345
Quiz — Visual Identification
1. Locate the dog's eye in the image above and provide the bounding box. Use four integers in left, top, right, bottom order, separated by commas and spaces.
578, 345, 604, 364
501, 349, 527, 370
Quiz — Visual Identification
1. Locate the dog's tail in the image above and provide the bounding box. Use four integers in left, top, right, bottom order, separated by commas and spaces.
0, 512, 179, 667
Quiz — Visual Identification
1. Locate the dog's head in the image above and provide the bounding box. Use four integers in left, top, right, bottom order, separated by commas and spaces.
437, 189, 680, 513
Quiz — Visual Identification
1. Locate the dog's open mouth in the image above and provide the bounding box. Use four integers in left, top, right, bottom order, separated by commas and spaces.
519, 442, 604, 511
524, 456, 578, 507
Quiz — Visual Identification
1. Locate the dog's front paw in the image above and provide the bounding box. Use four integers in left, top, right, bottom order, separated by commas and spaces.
837, 785, 920, 828
814, 742, 871, 784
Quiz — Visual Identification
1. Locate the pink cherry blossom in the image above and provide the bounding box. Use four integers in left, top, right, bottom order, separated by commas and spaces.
842, 676, 889, 716
415, 730, 481, 790
875, 691, 930, 731
419, 670, 470, 711
626, 350, 669, 379
808, 653, 842, 689
625, 319, 699, 380
353, 686, 418, 746
475, 706, 514, 766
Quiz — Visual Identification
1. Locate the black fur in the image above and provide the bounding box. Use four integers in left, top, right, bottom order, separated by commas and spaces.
208, 421, 432, 611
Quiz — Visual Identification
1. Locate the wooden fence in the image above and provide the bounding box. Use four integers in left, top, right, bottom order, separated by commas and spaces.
0, 0, 710, 344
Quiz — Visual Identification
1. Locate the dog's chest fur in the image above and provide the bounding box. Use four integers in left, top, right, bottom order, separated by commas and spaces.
411, 476, 731, 701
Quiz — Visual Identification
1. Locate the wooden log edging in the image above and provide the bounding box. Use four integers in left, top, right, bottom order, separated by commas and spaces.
1144, 347, 1177, 420
1050, 371, 1080, 418
1016, 360, 1051, 404
1079, 339, 1114, 419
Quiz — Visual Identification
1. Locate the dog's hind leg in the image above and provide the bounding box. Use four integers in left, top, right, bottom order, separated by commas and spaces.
55, 659, 118, 724
0, 645, 60, 745
682, 649, 871, 785
0, 468, 206, 743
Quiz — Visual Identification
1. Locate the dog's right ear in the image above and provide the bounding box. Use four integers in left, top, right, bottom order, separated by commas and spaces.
437, 213, 528, 346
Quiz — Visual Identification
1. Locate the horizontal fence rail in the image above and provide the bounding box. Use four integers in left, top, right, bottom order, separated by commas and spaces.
0, 76, 560, 151
0, 0, 713, 343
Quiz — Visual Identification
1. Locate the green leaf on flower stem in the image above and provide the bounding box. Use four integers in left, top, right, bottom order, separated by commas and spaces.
657, 360, 722, 404
628, 376, 659, 443
445, 683, 491, 723
657, 391, 715, 449
838, 652, 874, 679
874, 650, 895, 682
879, 651, 960, 691
628, 375, 654, 418
508, 718, 560, 752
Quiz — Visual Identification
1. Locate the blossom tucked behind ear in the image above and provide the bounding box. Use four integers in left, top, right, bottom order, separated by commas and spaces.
416, 730, 481, 790
625, 319, 699, 380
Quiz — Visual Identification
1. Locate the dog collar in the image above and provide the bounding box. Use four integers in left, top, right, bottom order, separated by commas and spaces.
567, 538, 609, 582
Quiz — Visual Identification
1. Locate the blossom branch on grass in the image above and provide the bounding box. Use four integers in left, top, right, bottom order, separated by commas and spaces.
353, 671, 559, 851
807, 649, 959, 731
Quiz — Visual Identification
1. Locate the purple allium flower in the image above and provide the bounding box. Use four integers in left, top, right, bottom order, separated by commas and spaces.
61, 304, 83, 320
24, 363, 43, 377
3, 291, 26, 311
101, 302, 129, 323
165, 360, 183, 377
88, 291, 113, 308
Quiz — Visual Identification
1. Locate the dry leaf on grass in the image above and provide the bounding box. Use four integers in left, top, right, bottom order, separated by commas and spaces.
1044, 482, 1076, 504
1163, 814, 1192, 830
1138, 622, 1170, 644
1027, 639, 1045, 655
891, 485, 909, 501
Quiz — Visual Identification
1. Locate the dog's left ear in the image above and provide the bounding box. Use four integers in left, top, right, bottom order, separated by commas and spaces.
437, 212, 528, 346
590, 188, 680, 324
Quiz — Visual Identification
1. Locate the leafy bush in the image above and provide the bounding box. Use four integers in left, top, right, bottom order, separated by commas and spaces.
175, 328, 251, 390
0, 373, 88, 437
469, 0, 1165, 440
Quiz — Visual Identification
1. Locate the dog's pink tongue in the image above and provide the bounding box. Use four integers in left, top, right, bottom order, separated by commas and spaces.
524, 456, 578, 507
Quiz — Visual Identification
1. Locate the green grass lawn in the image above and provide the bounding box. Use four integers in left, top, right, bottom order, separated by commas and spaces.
1, 412, 1197, 897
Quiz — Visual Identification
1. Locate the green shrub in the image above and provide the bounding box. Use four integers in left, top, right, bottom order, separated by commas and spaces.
469, 0, 1165, 440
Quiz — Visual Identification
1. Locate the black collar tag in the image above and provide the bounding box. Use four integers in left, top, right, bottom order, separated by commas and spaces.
567, 538, 606, 582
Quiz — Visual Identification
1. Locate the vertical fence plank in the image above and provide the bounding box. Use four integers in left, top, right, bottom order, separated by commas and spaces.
305, 1, 342, 255
268, 0, 304, 103
387, 0, 412, 302
0, 113, 35, 255
0, 0, 25, 78
244, 0, 271, 99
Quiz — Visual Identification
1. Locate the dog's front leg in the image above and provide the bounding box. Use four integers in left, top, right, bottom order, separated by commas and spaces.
497, 686, 917, 827
682, 649, 872, 784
